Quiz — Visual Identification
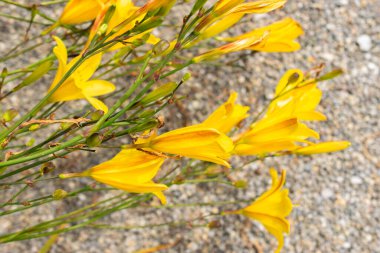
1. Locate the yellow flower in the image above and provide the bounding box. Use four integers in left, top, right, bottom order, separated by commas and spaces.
239, 168, 293, 253
48, 36, 115, 112
85, 0, 161, 51
136, 126, 234, 167
194, 0, 286, 43
87, 147, 168, 204
201, 91, 249, 134
58, 0, 107, 25
193, 35, 266, 62
261, 69, 327, 124
294, 141, 351, 155
194, 18, 302, 61
233, 68, 350, 156
234, 118, 319, 155
223, 18, 303, 52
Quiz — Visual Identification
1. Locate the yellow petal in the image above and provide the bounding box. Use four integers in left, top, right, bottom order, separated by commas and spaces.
88, 146, 167, 197
202, 91, 249, 134
51, 36, 68, 87
68, 53, 102, 83
198, 13, 244, 41
85, 96, 109, 113
149, 125, 233, 167
153, 191, 167, 205
48, 78, 84, 102
295, 141, 351, 155
233, 141, 298, 155
59, 0, 104, 25
94, 178, 168, 193
231, 0, 287, 14
274, 69, 304, 97
81, 80, 116, 97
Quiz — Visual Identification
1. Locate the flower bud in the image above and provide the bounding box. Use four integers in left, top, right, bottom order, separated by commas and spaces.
182, 72, 191, 82
13, 60, 53, 91
207, 220, 221, 229
89, 110, 105, 121
86, 133, 103, 147
2, 109, 18, 122
40, 162, 55, 175
26, 138, 35, 147
233, 180, 247, 189
139, 82, 178, 105
52, 189, 68, 200
29, 124, 40, 131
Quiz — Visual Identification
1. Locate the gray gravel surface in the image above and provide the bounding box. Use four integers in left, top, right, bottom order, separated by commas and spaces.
1, 0, 379, 252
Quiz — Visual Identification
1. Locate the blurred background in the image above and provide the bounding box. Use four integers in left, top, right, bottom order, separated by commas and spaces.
0, 0, 379, 252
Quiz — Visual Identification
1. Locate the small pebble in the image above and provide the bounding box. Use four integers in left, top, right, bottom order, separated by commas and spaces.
357, 35, 372, 51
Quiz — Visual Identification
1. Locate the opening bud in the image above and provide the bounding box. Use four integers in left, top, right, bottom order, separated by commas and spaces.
40, 162, 55, 175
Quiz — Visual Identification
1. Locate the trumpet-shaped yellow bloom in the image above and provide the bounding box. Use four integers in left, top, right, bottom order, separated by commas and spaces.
260, 69, 327, 124
194, 18, 302, 61
294, 141, 351, 155
239, 168, 293, 253
194, 35, 266, 62
85, 0, 161, 51
229, 0, 287, 15
201, 91, 249, 134
59, 0, 107, 25
223, 18, 303, 52
48, 37, 115, 112
88, 147, 168, 204
233, 68, 350, 156
194, 0, 286, 42
234, 118, 319, 155
137, 126, 234, 167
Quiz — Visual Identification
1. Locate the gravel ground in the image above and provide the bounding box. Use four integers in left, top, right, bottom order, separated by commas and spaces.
1, 0, 379, 252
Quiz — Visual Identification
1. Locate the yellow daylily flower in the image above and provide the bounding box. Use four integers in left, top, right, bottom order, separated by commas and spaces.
193, 35, 266, 62
234, 118, 319, 155
259, 69, 327, 124
229, 0, 287, 14
294, 141, 351, 155
134, 126, 234, 167
48, 36, 115, 112
87, 147, 168, 204
223, 18, 303, 52
238, 168, 293, 253
233, 68, 349, 156
201, 91, 249, 134
194, 0, 286, 42
58, 0, 107, 25
85, 0, 162, 52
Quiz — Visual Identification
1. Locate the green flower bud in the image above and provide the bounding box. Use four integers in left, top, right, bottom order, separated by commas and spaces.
89, 110, 105, 121
233, 180, 247, 189
86, 133, 103, 147
140, 82, 178, 105
25, 138, 35, 147
182, 72, 191, 82
28, 124, 40, 131
52, 189, 68, 200
2, 109, 18, 122
13, 60, 53, 91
